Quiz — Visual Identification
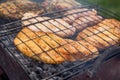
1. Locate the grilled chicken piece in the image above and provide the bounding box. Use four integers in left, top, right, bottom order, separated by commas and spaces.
41, 0, 81, 12
22, 12, 76, 38
14, 27, 98, 64
0, 0, 44, 19
76, 19, 120, 50
63, 8, 103, 31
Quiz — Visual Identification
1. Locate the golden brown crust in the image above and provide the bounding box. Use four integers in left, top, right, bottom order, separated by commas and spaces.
63, 8, 103, 31
41, 0, 81, 12
22, 13, 76, 38
14, 27, 98, 64
76, 19, 120, 50
0, 0, 44, 19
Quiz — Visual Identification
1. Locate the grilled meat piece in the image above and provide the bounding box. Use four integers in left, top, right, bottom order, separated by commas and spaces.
22, 12, 76, 38
63, 8, 103, 31
0, 0, 44, 19
14, 27, 99, 64
76, 19, 120, 50
41, 0, 81, 12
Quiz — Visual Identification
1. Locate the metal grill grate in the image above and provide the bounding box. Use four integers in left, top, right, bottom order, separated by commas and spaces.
0, 1, 120, 80
0, 0, 45, 25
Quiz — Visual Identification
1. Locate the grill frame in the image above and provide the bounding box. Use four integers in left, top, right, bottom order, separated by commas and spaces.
0, 46, 31, 80
0, 1, 120, 80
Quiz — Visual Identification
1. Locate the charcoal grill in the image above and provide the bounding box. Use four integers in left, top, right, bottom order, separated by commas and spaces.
0, 0, 120, 80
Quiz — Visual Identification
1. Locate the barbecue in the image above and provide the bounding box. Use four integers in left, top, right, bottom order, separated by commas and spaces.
22, 13, 76, 37
41, 0, 81, 12
0, 0, 120, 80
76, 19, 120, 50
0, 0, 44, 25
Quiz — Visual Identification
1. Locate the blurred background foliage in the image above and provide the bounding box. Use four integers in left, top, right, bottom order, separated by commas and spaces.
79, 0, 120, 16
91, 0, 120, 15
77, 0, 120, 20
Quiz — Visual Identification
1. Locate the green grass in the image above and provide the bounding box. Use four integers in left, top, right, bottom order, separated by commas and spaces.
89, 0, 120, 15
78, 0, 120, 16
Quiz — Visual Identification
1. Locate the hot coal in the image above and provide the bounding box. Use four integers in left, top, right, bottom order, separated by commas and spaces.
0, 22, 97, 80
0, 37, 93, 80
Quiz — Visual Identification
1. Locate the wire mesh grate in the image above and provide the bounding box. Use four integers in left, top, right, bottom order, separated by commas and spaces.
0, 1, 120, 80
